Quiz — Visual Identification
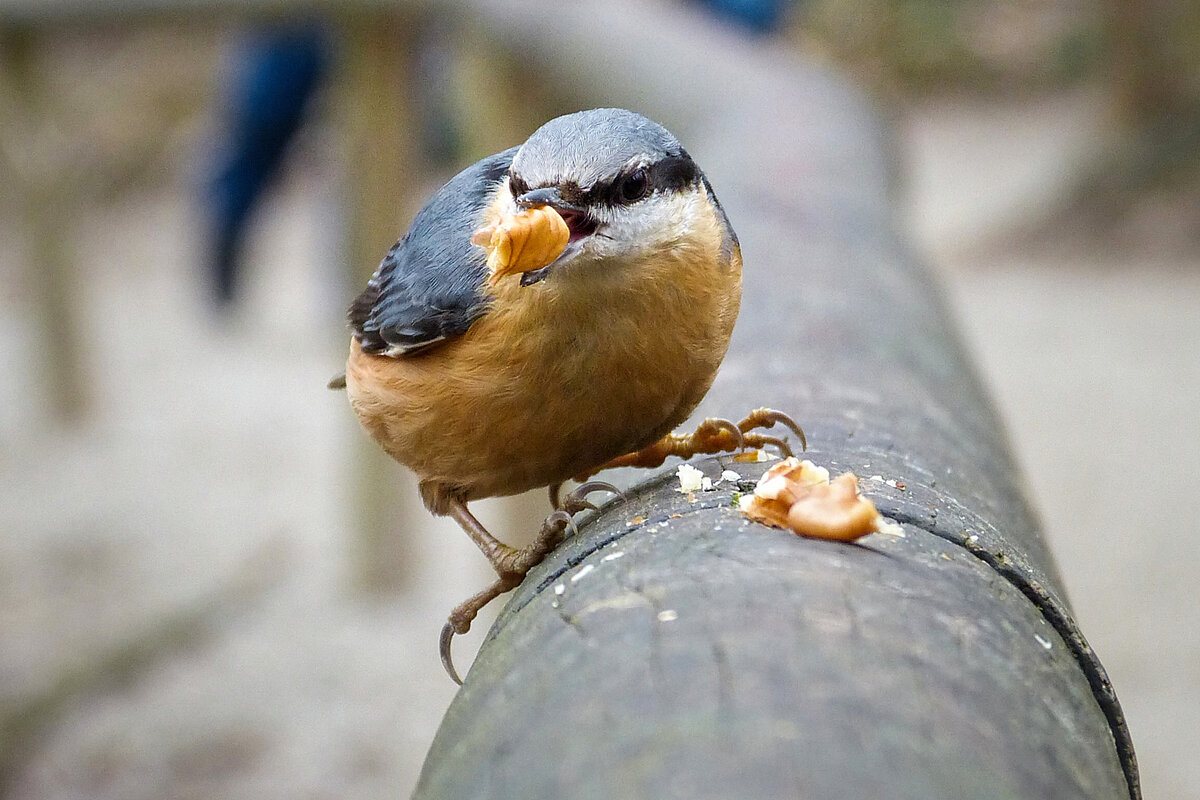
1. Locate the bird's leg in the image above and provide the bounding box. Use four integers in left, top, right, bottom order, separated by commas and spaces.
446, 500, 518, 568
577, 407, 806, 479
440, 481, 620, 683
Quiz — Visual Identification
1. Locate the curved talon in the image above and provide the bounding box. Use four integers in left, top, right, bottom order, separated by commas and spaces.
746, 408, 807, 452
545, 508, 577, 538
708, 418, 746, 452
748, 432, 792, 457
566, 480, 624, 510
440, 621, 463, 685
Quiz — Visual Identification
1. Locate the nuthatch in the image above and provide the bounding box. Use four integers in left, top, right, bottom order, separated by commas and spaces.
335, 108, 804, 682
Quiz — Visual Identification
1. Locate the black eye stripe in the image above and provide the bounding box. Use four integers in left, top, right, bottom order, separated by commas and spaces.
593, 155, 699, 207
509, 153, 699, 208
508, 173, 529, 196
647, 154, 698, 193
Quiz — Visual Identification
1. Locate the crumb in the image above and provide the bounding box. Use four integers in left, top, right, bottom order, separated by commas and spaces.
676, 463, 706, 493
873, 517, 906, 537
733, 449, 777, 463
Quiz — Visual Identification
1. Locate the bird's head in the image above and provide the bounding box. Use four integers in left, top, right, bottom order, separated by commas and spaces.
502, 108, 725, 283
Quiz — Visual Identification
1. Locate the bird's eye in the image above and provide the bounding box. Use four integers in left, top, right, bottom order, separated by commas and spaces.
618, 168, 650, 204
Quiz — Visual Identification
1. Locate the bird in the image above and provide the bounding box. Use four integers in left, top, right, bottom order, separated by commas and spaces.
334, 108, 804, 682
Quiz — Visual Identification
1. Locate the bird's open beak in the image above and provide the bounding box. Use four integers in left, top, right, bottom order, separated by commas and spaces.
517, 188, 598, 245
516, 186, 575, 211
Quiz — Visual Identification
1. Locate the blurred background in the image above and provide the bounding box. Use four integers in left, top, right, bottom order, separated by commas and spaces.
1, 0, 1197, 797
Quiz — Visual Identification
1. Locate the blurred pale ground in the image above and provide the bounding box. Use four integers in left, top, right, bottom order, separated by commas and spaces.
903, 89, 1200, 800
2, 23, 1198, 800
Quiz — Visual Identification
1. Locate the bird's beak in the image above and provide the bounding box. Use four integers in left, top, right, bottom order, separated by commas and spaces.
516, 187, 597, 248
510, 186, 598, 286
515, 186, 583, 214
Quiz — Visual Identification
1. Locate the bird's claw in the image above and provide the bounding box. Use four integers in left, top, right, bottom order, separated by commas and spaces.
550, 479, 624, 511
440, 621, 463, 685
742, 407, 807, 453
708, 418, 746, 452
542, 508, 578, 539
564, 480, 623, 512
439, 479, 624, 684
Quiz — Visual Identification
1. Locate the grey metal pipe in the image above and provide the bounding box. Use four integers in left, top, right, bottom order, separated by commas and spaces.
413, 2, 1140, 798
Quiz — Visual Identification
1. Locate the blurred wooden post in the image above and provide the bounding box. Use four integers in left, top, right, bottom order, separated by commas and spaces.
1, 26, 89, 423
337, 8, 427, 591
450, 22, 563, 161
1105, 0, 1198, 128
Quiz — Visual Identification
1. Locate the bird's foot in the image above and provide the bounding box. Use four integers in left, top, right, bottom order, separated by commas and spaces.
578, 407, 806, 478
729, 407, 807, 457
440, 481, 621, 684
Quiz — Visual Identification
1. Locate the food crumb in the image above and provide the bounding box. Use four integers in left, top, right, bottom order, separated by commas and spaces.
874, 517, 905, 537
676, 463, 706, 493
657, 609, 678, 622
733, 449, 777, 463
570, 564, 595, 583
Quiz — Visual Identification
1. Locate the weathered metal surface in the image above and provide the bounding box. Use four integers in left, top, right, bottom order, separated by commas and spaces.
400, 1, 1138, 798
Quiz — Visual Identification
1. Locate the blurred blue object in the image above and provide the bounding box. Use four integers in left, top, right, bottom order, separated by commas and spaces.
693, 0, 793, 33
206, 22, 330, 306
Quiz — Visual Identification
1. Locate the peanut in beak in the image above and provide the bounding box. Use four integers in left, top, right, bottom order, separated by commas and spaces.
472, 205, 571, 286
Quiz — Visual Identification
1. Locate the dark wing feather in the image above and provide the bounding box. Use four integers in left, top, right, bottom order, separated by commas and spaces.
349, 146, 518, 355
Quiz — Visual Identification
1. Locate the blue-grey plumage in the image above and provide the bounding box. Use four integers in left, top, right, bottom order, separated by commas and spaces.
349, 146, 518, 355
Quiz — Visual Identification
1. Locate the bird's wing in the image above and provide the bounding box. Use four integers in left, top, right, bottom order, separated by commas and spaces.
349, 146, 518, 356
